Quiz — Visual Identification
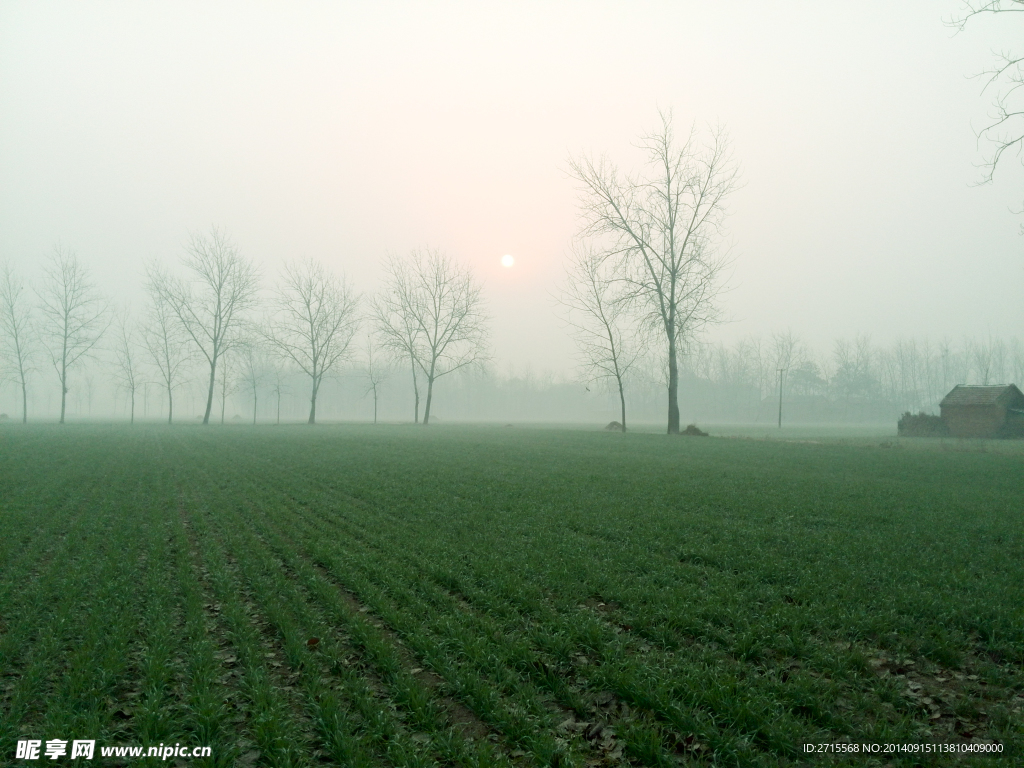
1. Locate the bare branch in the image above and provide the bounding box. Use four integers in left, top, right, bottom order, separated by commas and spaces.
951, 2, 1024, 207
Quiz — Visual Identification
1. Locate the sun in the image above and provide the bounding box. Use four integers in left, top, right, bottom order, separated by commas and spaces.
501, 254, 515, 268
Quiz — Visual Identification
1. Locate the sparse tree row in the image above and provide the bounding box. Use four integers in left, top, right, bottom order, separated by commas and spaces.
0, 229, 488, 425
1, 234, 1021, 424
0, 116, 1020, 427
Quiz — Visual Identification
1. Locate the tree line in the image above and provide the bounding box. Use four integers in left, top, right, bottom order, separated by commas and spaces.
1, 115, 733, 434
0, 234, 487, 426
659, 332, 1024, 423
2, 112, 1018, 430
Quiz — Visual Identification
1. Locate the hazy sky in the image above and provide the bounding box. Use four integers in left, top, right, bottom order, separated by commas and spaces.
1, 1, 1021, 375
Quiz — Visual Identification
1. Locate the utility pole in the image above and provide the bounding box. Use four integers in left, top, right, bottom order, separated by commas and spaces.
777, 367, 786, 429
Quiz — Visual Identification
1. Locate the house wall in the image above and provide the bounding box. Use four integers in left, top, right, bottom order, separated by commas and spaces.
941, 405, 1006, 438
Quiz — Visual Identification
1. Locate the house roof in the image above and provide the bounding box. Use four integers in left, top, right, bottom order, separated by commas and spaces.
940, 384, 1024, 408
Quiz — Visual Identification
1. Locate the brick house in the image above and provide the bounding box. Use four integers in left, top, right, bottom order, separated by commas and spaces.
939, 384, 1024, 438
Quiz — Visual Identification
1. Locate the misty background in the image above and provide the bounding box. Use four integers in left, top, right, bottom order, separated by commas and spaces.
1, 1, 1022, 425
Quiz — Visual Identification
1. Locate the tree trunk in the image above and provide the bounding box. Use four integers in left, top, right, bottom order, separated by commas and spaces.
373, 387, 378, 424
59, 378, 67, 423
411, 357, 420, 424
21, 377, 27, 423
130, 390, 135, 425
423, 374, 435, 425
667, 335, 680, 434
617, 374, 627, 433
777, 369, 784, 429
276, 392, 281, 425
253, 390, 257, 425
308, 379, 318, 425
203, 358, 216, 425
167, 386, 174, 425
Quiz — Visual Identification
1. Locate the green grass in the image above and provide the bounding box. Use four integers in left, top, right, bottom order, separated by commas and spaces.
0, 423, 1021, 766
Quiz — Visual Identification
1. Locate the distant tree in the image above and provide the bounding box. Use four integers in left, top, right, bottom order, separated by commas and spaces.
360, 334, 392, 424
918, 339, 943, 406
969, 337, 997, 384
788, 360, 827, 398
375, 248, 488, 425
85, 374, 96, 417
570, 112, 739, 434
771, 331, 801, 375
141, 287, 192, 424
734, 336, 771, 404
111, 308, 143, 424
1011, 337, 1024, 384
0, 261, 37, 423
218, 349, 238, 425
832, 335, 878, 401
268, 362, 289, 425
147, 227, 260, 425
36, 246, 108, 423
237, 339, 268, 425
264, 258, 359, 425
889, 338, 927, 411
559, 241, 644, 431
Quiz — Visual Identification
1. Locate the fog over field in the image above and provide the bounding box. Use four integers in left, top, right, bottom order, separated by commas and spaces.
1, 1, 1022, 425
5, 6, 1024, 763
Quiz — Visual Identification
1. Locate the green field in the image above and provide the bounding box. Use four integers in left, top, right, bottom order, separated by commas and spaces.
0, 425, 1021, 767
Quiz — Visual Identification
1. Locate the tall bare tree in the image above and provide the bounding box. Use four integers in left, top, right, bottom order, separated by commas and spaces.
148, 227, 260, 425
559, 241, 644, 431
141, 288, 192, 424
375, 249, 488, 425
0, 261, 37, 423
570, 113, 739, 434
264, 258, 359, 425
37, 246, 108, 423
111, 308, 143, 424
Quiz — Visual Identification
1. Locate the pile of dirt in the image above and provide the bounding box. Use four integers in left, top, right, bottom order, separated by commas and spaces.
682, 424, 708, 436
604, 421, 624, 432
897, 411, 948, 437
999, 413, 1024, 439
